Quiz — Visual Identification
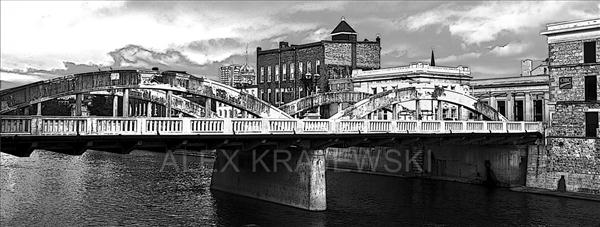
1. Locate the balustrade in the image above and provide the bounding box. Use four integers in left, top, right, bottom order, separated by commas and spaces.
0, 116, 544, 135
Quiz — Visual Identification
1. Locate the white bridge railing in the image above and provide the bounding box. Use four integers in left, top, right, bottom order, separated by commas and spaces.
0, 116, 544, 136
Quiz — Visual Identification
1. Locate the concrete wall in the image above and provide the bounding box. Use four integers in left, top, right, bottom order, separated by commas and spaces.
210, 149, 326, 211
326, 144, 530, 186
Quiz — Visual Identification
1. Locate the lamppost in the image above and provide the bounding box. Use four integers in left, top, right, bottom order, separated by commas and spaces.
301, 72, 313, 97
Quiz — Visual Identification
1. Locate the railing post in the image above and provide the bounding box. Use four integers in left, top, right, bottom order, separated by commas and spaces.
521, 122, 525, 132
182, 118, 191, 134
296, 119, 304, 133
440, 121, 446, 133
482, 121, 488, 132
390, 120, 398, 133
363, 120, 370, 133
139, 118, 146, 135
503, 122, 508, 132
261, 118, 270, 133
223, 118, 233, 134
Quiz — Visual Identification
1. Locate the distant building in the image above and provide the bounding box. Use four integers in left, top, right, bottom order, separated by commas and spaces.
472, 59, 551, 122
528, 18, 599, 195
256, 18, 381, 106
219, 63, 256, 89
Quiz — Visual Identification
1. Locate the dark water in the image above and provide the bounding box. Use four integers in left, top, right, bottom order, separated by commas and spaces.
1, 150, 599, 226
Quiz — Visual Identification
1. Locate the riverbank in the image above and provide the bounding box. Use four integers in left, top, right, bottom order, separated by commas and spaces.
510, 186, 600, 202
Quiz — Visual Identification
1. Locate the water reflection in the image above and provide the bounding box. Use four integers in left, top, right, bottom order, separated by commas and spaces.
1, 150, 599, 226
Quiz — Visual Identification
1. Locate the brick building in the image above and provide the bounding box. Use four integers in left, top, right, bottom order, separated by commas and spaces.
256, 18, 381, 106
527, 18, 600, 194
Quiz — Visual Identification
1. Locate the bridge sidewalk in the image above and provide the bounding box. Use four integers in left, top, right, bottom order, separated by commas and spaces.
510, 186, 600, 202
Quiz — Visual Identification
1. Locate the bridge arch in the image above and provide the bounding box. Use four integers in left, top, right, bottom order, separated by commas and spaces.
90, 89, 216, 118
0, 70, 291, 118
278, 91, 372, 116
329, 87, 507, 121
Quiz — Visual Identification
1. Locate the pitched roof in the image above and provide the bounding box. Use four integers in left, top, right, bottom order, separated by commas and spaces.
331, 20, 357, 34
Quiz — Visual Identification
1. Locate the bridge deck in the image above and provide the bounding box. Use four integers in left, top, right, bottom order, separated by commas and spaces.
1, 116, 543, 136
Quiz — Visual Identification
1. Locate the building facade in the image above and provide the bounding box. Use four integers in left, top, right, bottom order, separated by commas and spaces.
256, 19, 381, 106
472, 61, 551, 122
527, 18, 600, 194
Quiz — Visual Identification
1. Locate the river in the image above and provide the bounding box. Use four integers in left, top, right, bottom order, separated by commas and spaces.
1, 150, 599, 226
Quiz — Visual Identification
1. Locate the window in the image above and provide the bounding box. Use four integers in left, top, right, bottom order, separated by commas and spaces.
534, 100, 543, 122
282, 64, 287, 81
307, 61, 312, 74
260, 90, 265, 101
584, 41, 597, 63
316, 60, 321, 74
514, 100, 524, 121
585, 76, 597, 101
585, 112, 598, 137
267, 66, 271, 82
497, 101, 506, 116
299, 62, 303, 75
372, 87, 377, 94
275, 64, 279, 81
260, 67, 264, 83
267, 89, 272, 103
290, 63, 295, 80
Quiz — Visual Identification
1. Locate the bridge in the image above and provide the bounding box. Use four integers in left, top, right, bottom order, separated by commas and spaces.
0, 69, 545, 211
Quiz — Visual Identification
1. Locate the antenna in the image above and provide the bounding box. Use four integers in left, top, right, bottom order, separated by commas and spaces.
245, 43, 249, 66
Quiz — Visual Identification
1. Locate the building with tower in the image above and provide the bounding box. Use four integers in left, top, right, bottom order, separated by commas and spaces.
256, 18, 381, 106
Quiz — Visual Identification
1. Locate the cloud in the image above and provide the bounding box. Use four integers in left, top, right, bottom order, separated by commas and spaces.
436, 52, 482, 63
489, 42, 530, 56
302, 28, 331, 43
402, 1, 595, 44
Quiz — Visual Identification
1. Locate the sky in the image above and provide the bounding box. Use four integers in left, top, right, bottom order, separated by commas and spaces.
1, 1, 599, 89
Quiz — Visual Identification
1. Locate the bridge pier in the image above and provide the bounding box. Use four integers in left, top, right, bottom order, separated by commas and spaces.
36, 102, 42, 116
210, 148, 326, 211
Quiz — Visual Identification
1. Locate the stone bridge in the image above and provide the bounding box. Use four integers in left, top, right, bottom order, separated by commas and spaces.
330, 87, 507, 121
0, 70, 291, 118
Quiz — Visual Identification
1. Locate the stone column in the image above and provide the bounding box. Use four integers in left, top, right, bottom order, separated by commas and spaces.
147, 102, 153, 117
112, 95, 118, 117
166, 90, 172, 117
75, 93, 83, 116
122, 89, 130, 117
507, 93, 514, 121
392, 103, 398, 120
415, 100, 421, 120
205, 98, 212, 117
36, 103, 42, 116
543, 93, 550, 122
525, 92, 533, 121
457, 106, 463, 121
436, 100, 443, 120
24, 107, 29, 115
490, 96, 497, 110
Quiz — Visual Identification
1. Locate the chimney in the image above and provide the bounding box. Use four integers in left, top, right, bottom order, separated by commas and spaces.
279, 41, 289, 49
521, 59, 532, 76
